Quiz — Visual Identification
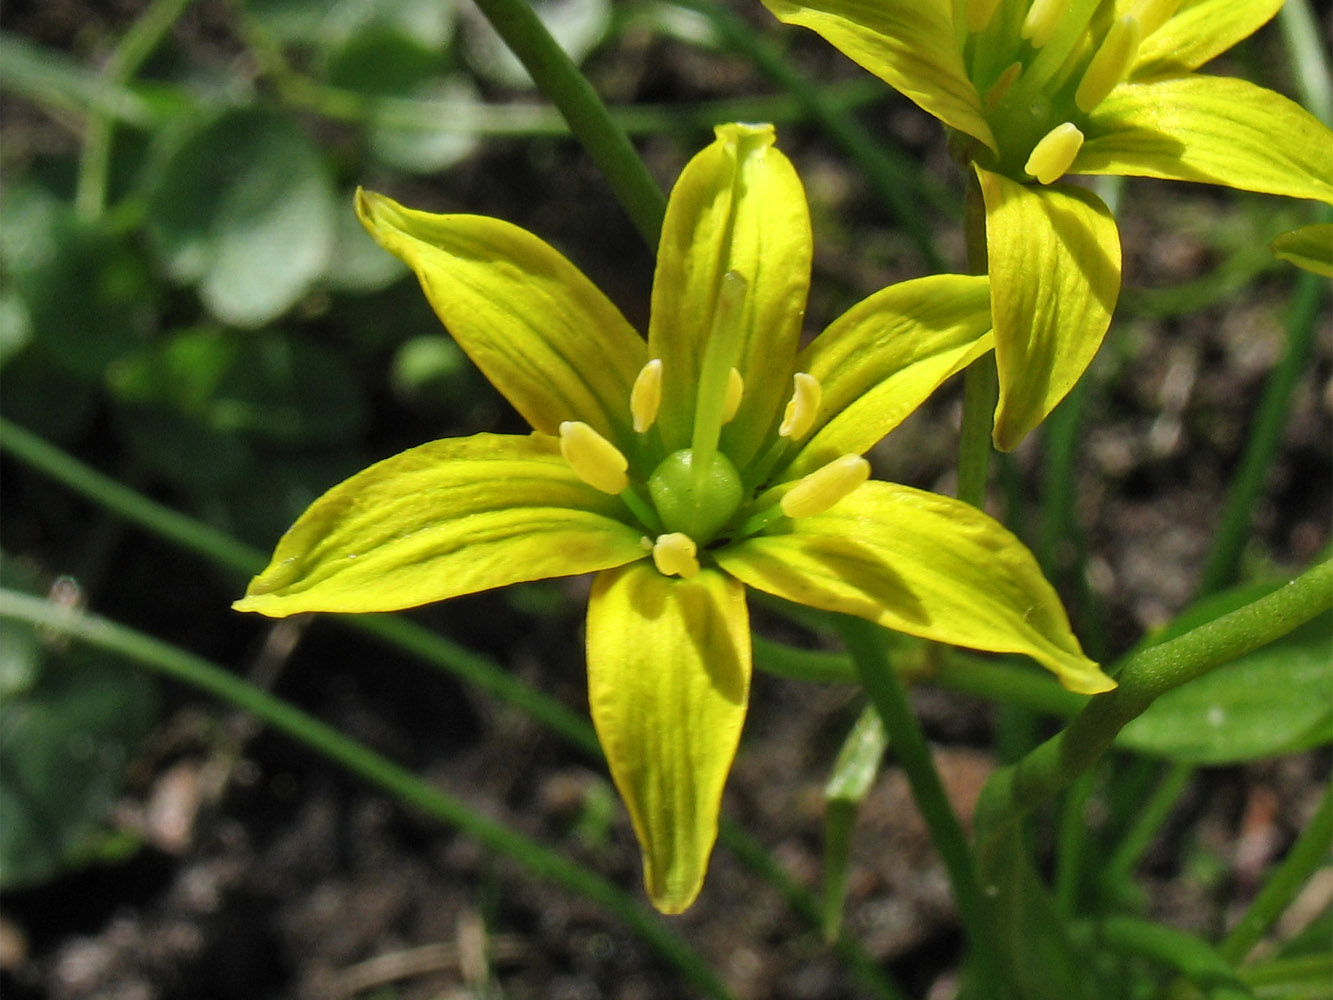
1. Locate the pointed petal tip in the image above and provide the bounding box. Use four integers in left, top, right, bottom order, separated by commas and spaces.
1060, 664, 1117, 696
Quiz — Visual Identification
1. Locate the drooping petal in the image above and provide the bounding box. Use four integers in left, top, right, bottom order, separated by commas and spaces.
648, 124, 812, 463
763, 0, 995, 152
1077, 77, 1333, 205
1130, 0, 1283, 79
234, 434, 646, 616
1272, 224, 1333, 278
784, 274, 994, 478
357, 189, 647, 440
586, 563, 751, 913
715, 482, 1114, 694
977, 167, 1121, 451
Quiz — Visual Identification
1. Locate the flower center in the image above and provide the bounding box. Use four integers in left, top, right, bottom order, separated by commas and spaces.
963, 0, 1178, 184
648, 448, 744, 543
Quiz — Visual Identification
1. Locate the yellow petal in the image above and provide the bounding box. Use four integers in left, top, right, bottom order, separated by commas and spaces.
977, 167, 1121, 451
1078, 77, 1333, 206
1131, 0, 1282, 79
648, 123, 812, 464
586, 564, 751, 913
234, 434, 645, 616
716, 482, 1114, 694
763, 0, 995, 152
356, 189, 647, 440
787, 273, 993, 477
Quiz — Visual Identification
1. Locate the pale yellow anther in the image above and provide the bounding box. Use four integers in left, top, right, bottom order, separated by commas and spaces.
780, 455, 870, 519
652, 532, 700, 578
559, 420, 629, 495
722, 367, 744, 424
1134, 0, 1181, 38
965, 0, 1003, 33
778, 372, 822, 440
630, 358, 663, 433
985, 62, 1024, 110
1075, 16, 1141, 112
1020, 0, 1063, 48
1024, 122, 1085, 185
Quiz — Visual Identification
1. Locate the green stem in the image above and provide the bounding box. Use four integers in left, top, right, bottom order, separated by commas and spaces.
1279, 0, 1332, 126
1219, 785, 1333, 964
470, 0, 665, 249
0, 589, 734, 1000
957, 358, 998, 508
956, 177, 995, 509
974, 559, 1333, 850
75, 0, 196, 220
1197, 269, 1325, 596
837, 616, 1002, 986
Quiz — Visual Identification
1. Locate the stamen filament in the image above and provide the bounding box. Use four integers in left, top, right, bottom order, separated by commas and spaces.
780, 455, 870, 518
559, 421, 629, 495
1075, 16, 1141, 112
652, 532, 700, 578
1024, 122, 1085, 185
630, 358, 664, 433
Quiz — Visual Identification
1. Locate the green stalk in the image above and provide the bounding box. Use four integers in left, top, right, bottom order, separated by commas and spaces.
837, 616, 1002, 987
0, 589, 734, 1000
470, 0, 665, 249
0, 417, 904, 997
956, 178, 996, 509
1219, 785, 1332, 964
1279, 0, 1332, 127
1197, 256, 1326, 597
974, 558, 1333, 849
75, 0, 196, 220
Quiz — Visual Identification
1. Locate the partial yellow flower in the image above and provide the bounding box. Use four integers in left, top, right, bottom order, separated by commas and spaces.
234, 124, 1112, 914
765, 0, 1333, 448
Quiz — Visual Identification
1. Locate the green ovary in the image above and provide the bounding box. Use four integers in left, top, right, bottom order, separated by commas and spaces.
648, 449, 744, 544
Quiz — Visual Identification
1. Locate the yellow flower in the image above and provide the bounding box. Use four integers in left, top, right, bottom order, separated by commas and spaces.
764, 0, 1333, 448
234, 124, 1112, 913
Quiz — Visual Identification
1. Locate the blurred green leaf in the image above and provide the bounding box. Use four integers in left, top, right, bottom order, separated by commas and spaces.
115, 405, 254, 488
2, 184, 157, 378
365, 78, 481, 174
0, 33, 158, 127
244, 0, 456, 52
145, 107, 336, 327
462, 0, 610, 88
322, 193, 408, 292
0, 559, 157, 891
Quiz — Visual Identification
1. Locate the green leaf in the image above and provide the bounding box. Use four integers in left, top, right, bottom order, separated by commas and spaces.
586, 563, 750, 914
821, 703, 887, 938
146, 107, 337, 327
1118, 608, 1332, 763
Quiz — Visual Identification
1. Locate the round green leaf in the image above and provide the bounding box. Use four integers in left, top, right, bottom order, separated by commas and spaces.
146, 108, 336, 327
